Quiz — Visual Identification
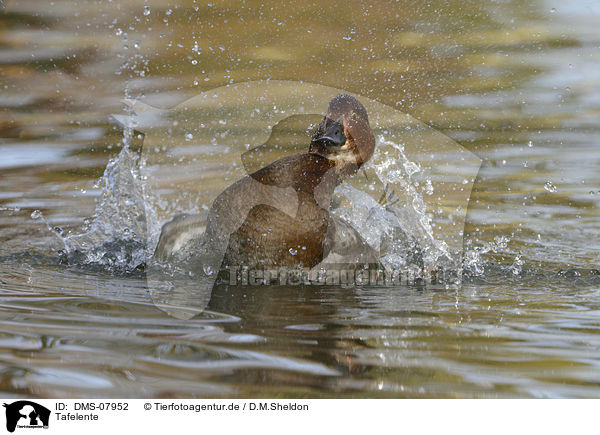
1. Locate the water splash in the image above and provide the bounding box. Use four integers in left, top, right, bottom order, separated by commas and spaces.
58, 131, 463, 279
59, 124, 148, 274
30, 209, 75, 253
463, 235, 511, 277
330, 135, 457, 279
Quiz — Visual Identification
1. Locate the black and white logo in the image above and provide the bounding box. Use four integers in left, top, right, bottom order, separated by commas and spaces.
3, 401, 50, 433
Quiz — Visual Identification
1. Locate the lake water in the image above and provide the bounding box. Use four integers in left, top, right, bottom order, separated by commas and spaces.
0, 0, 599, 398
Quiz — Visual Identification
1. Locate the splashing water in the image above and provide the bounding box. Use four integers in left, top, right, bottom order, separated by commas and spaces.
332, 135, 455, 275
55, 130, 462, 279
30, 209, 75, 253
463, 235, 511, 276
58, 126, 148, 274
53, 128, 461, 280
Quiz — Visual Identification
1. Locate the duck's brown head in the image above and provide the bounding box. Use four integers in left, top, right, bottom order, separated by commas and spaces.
309, 94, 375, 174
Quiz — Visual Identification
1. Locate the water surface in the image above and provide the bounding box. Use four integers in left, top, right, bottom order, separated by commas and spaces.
0, 0, 599, 398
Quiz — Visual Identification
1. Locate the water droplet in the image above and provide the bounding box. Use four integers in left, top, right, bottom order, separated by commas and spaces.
115, 28, 123, 36
289, 247, 297, 256
166, 8, 173, 15
203, 264, 214, 276
403, 161, 420, 176
424, 179, 434, 195
31, 210, 42, 220
133, 41, 141, 49
218, 45, 225, 51
550, 7, 556, 13
185, 133, 193, 141
510, 255, 523, 275
527, 140, 533, 147
191, 59, 198, 65
544, 181, 557, 192
143, 6, 151, 16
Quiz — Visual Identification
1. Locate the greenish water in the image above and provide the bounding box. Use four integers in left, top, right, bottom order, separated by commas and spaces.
0, 0, 599, 397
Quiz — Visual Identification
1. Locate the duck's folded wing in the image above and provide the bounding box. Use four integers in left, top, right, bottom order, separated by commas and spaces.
153, 213, 207, 261
324, 216, 380, 265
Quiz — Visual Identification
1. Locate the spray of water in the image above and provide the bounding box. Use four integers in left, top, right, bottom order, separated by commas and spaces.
50, 130, 461, 279
331, 135, 457, 277
56, 116, 149, 274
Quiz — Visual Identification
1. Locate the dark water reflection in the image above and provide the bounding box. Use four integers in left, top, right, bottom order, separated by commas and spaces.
1, 0, 599, 397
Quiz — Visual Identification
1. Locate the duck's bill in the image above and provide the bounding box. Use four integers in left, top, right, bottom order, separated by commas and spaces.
310, 118, 347, 156
309, 138, 345, 157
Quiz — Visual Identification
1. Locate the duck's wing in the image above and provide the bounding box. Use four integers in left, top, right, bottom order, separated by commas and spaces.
153, 213, 207, 261
324, 216, 380, 265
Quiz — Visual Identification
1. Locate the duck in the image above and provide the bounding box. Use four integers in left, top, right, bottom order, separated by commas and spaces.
153, 94, 377, 273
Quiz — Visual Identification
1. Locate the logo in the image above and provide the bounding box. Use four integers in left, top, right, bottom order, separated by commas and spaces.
3, 401, 50, 433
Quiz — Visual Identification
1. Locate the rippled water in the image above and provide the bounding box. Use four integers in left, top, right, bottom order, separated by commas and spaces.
1, 0, 599, 398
